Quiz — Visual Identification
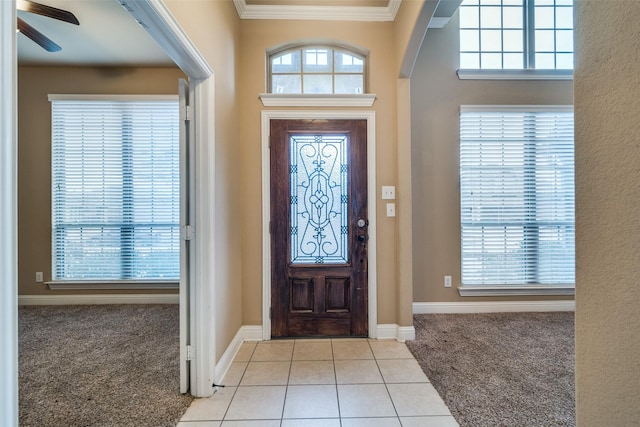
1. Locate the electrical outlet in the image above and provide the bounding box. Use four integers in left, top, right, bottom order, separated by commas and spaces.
35, 272, 44, 283
444, 276, 452, 288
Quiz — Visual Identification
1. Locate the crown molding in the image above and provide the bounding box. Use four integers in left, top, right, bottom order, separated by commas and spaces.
233, 0, 402, 21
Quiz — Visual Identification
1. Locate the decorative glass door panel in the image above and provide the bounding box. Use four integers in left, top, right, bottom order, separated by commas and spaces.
290, 135, 348, 264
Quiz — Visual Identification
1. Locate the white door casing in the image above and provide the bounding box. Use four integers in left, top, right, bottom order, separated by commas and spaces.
261, 110, 378, 340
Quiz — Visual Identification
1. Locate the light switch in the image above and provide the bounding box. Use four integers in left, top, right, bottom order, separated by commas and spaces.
386, 203, 396, 217
382, 186, 395, 200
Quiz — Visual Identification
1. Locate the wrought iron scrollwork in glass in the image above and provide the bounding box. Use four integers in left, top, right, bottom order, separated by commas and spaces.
290, 134, 348, 264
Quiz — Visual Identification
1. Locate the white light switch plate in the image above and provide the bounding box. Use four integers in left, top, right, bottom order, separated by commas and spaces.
381, 186, 395, 200
386, 203, 396, 217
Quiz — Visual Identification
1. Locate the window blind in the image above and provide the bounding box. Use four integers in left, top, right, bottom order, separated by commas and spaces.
460, 106, 575, 286
51, 97, 180, 281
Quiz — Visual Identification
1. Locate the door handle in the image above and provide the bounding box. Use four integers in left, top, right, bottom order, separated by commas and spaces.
357, 235, 367, 243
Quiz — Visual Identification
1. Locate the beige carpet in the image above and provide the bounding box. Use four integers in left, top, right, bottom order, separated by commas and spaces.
407, 312, 575, 427
19, 304, 193, 427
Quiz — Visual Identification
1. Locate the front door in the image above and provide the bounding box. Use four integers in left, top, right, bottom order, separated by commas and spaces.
270, 119, 368, 337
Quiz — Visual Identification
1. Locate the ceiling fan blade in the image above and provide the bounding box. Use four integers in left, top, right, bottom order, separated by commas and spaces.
17, 17, 62, 52
16, 0, 80, 25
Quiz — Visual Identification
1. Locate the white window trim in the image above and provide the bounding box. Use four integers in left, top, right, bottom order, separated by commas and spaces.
48, 94, 178, 102
458, 285, 575, 297
460, 104, 573, 113
46, 280, 179, 290
259, 93, 376, 107
459, 104, 575, 297
457, 69, 573, 81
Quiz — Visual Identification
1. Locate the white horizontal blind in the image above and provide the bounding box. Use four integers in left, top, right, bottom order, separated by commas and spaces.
51, 98, 180, 281
460, 106, 574, 286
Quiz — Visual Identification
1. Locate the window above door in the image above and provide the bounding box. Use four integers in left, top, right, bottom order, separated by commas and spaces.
261, 42, 376, 107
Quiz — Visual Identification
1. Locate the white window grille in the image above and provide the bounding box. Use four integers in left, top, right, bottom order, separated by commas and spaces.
459, 0, 574, 70
269, 45, 366, 94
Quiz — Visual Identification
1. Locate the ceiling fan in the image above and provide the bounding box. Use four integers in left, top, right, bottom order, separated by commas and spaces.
17, 0, 79, 53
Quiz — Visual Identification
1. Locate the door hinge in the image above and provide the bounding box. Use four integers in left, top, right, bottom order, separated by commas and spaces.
268, 135, 272, 149
182, 225, 194, 241
270, 307, 272, 319
184, 105, 193, 122
185, 345, 193, 361
269, 221, 272, 235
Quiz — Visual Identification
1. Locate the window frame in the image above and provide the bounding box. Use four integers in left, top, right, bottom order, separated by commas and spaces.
48, 94, 181, 287
458, 0, 574, 80
458, 105, 575, 296
267, 43, 369, 95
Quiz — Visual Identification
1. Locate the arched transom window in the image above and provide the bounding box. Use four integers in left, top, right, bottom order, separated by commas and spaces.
269, 45, 367, 95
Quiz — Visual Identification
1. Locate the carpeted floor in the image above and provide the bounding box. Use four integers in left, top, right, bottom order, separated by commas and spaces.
407, 312, 575, 427
19, 304, 193, 427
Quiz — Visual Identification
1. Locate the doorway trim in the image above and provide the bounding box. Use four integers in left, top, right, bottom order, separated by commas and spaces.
261, 110, 377, 340
1, 1, 18, 423
122, 1, 215, 398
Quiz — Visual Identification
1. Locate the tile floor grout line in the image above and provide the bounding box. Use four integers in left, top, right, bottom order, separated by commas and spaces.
330, 338, 345, 427
280, 339, 296, 424
220, 340, 253, 422
370, 339, 405, 424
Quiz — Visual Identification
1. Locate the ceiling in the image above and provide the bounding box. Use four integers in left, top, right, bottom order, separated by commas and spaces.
17, 0, 174, 66
17, 0, 397, 67
17, 0, 458, 67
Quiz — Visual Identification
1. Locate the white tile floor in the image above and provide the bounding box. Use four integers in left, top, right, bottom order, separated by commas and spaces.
178, 339, 459, 427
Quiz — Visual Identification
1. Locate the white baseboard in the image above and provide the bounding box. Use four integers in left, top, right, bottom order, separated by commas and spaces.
241, 325, 264, 341
376, 324, 416, 342
215, 325, 262, 384
413, 300, 575, 314
18, 294, 179, 305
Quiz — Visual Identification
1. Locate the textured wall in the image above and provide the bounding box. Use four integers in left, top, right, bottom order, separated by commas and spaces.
574, 1, 640, 424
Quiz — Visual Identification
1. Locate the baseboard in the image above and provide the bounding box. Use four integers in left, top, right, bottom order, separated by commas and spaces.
18, 294, 179, 305
240, 325, 264, 341
413, 300, 575, 314
376, 324, 416, 342
215, 325, 262, 384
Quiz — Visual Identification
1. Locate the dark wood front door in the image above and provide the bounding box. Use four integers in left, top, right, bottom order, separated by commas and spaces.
270, 119, 368, 337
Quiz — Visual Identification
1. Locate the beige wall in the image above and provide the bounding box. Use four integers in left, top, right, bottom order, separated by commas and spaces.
574, 1, 640, 424
164, 0, 242, 358
410, 12, 575, 302
238, 19, 404, 326
17, 66, 186, 297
